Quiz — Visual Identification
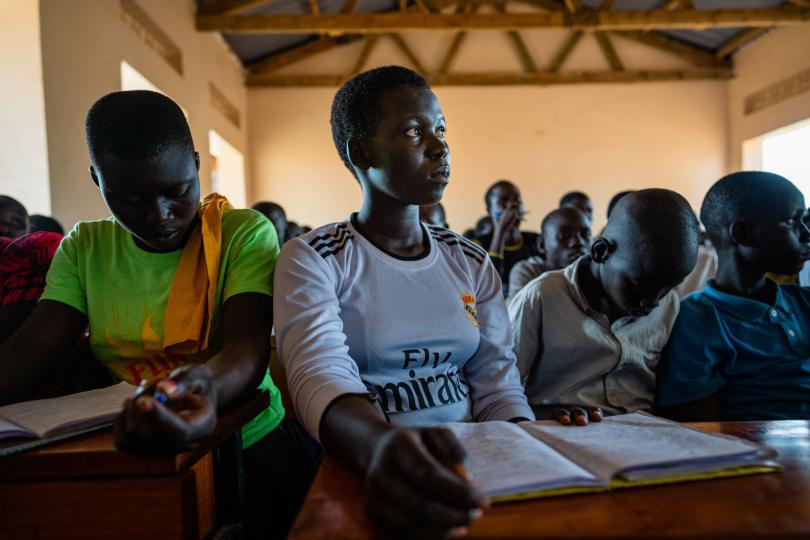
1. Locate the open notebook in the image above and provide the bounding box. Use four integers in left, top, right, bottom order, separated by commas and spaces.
443, 412, 778, 503
0, 382, 135, 457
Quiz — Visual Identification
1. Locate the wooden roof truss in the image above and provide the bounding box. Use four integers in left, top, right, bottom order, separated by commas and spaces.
196, 0, 810, 86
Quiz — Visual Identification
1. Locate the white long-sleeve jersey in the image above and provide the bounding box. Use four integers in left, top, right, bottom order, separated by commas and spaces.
273, 215, 534, 440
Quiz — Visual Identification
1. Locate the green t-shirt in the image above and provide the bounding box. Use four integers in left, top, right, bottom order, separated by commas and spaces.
41, 208, 284, 447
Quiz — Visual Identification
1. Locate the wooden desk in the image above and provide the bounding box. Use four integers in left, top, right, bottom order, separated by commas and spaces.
0, 390, 268, 539
289, 420, 810, 540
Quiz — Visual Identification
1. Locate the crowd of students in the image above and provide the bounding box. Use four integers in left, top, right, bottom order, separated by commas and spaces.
0, 64, 808, 539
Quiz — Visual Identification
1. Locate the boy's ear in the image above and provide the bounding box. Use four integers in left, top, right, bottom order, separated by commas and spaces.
194, 151, 200, 171
537, 234, 546, 257
591, 237, 614, 263
89, 165, 100, 187
347, 137, 371, 172
729, 220, 752, 247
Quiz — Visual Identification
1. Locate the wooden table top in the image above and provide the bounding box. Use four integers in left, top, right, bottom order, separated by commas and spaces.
0, 389, 268, 481
289, 420, 810, 540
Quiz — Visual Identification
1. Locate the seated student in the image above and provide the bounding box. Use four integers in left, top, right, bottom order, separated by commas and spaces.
508, 207, 591, 299
419, 201, 448, 228
274, 66, 534, 539
0, 91, 314, 540
462, 215, 493, 241
508, 189, 699, 425
0, 196, 64, 340
0, 230, 64, 341
284, 220, 304, 242
559, 191, 593, 223
0, 195, 31, 239
476, 180, 541, 296
29, 214, 65, 235
251, 200, 288, 244
657, 172, 810, 421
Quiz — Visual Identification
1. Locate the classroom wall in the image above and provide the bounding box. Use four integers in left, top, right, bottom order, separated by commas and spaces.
0, 0, 51, 215
727, 27, 810, 170
39, 0, 249, 229
247, 30, 728, 233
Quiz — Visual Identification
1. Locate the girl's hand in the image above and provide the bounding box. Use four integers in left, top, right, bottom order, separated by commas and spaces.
552, 407, 603, 426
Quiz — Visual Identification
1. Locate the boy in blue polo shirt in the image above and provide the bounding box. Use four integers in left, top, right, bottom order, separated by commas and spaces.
657, 171, 810, 420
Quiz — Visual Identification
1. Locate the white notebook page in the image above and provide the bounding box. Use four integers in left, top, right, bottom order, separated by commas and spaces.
443, 421, 601, 497
521, 412, 767, 482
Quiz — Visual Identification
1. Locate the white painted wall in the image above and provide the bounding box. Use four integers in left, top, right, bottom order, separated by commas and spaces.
0, 0, 51, 215
39, 0, 249, 229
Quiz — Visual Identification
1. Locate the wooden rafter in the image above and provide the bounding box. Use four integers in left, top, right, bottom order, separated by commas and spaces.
439, 32, 468, 73
340, 0, 359, 14
308, 0, 320, 15
388, 33, 428, 73
716, 27, 771, 58
196, 8, 810, 33
350, 36, 378, 74
247, 35, 362, 74
595, 32, 623, 71
494, 3, 537, 72
247, 67, 732, 86
438, 1, 478, 74
613, 30, 727, 67
548, 31, 582, 71
198, 0, 273, 15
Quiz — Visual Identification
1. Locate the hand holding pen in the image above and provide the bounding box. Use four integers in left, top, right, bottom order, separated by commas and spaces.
114, 364, 218, 456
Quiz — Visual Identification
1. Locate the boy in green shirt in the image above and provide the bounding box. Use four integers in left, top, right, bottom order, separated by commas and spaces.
0, 91, 315, 539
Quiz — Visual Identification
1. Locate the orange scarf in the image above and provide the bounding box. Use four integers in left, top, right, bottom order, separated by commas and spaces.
163, 193, 233, 354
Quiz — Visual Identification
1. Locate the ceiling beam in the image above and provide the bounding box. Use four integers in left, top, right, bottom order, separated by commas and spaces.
388, 33, 428, 73
247, 67, 733, 86
548, 31, 582, 71
350, 36, 378, 74
198, 0, 273, 16
595, 31, 623, 70
247, 35, 362, 74
715, 27, 771, 58
494, 4, 537, 72
613, 30, 727, 67
197, 8, 810, 34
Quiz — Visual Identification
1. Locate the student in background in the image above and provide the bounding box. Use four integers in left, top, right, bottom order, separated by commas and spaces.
284, 221, 304, 242
275, 66, 533, 539
0, 195, 30, 239
508, 207, 591, 300
559, 191, 593, 223
0, 197, 63, 339
463, 215, 493, 241
0, 230, 63, 341
476, 180, 541, 296
419, 202, 449, 228
0, 91, 314, 540
658, 172, 810, 421
509, 189, 699, 425
29, 214, 65, 235
251, 200, 288, 245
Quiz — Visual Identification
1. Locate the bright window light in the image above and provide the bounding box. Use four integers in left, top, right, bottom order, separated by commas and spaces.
760, 119, 810, 202
209, 130, 246, 208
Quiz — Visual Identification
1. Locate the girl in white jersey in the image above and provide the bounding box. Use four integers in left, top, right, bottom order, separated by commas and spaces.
274, 66, 533, 539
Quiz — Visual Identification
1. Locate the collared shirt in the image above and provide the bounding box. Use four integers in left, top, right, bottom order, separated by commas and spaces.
657, 280, 810, 420
475, 231, 541, 297
507, 255, 546, 301
507, 257, 680, 418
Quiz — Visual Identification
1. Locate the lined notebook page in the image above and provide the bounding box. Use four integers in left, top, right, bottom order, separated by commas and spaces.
0, 382, 135, 438
521, 412, 767, 482
443, 421, 600, 498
